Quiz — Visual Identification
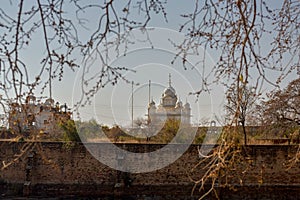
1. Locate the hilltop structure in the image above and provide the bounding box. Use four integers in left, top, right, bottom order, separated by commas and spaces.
148, 74, 191, 125
8, 94, 71, 138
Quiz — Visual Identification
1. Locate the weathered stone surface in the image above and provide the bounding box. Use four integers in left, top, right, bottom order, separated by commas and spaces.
0, 142, 299, 199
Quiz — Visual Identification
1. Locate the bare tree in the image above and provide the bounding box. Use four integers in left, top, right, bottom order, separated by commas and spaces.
0, 0, 168, 109
0, 0, 169, 175
261, 78, 300, 140
0, 0, 298, 124
0, 0, 299, 199
178, 0, 299, 91
178, 1, 299, 198
263, 78, 300, 126
226, 82, 257, 145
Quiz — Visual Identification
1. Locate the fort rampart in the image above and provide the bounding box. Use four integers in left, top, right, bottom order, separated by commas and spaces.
0, 142, 299, 199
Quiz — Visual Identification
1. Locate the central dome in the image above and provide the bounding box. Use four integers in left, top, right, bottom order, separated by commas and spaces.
147, 73, 191, 125
163, 86, 176, 97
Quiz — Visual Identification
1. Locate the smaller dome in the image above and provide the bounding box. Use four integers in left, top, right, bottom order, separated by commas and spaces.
148, 100, 156, 109
176, 100, 183, 108
184, 102, 190, 109
149, 99, 155, 105
44, 98, 55, 106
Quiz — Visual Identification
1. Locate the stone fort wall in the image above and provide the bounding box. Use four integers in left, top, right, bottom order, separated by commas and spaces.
0, 142, 299, 199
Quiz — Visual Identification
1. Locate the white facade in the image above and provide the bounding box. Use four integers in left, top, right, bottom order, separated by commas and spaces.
8, 95, 71, 136
148, 75, 191, 125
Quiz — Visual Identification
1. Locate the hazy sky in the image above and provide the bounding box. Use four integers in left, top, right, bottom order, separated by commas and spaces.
71, 27, 226, 126
2, 1, 296, 127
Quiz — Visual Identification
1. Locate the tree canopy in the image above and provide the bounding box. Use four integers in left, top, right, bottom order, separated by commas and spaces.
226, 83, 258, 145
262, 78, 300, 126
259, 78, 300, 140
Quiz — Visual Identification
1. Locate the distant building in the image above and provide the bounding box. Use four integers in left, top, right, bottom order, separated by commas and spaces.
8, 94, 71, 138
148, 74, 191, 125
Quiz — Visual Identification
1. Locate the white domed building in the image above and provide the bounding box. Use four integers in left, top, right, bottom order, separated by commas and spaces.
8, 94, 72, 138
148, 75, 191, 125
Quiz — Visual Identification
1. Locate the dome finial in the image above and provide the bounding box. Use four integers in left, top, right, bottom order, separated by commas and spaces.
168, 73, 172, 87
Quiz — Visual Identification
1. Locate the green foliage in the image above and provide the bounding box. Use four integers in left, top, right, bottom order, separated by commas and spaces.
105, 126, 128, 142
172, 127, 195, 143
59, 119, 80, 142
75, 119, 103, 141
193, 127, 207, 144
164, 119, 180, 133
149, 119, 180, 143
261, 123, 300, 140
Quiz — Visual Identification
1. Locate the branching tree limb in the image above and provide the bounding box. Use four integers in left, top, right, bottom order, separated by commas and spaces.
0, 1, 299, 199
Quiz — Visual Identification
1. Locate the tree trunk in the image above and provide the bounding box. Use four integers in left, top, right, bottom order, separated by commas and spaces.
242, 122, 247, 146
